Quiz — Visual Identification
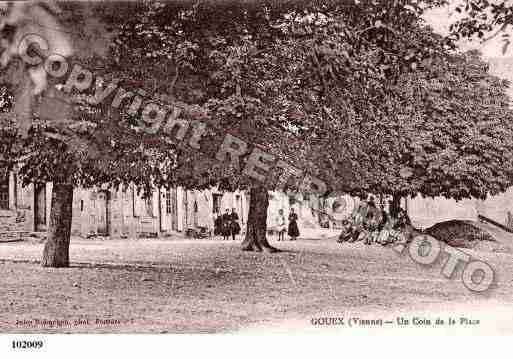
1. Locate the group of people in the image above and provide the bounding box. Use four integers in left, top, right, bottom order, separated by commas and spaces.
212, 207, 301, 241
274, 208, 300, 241
338, 196, 412, 245
211, 198, 411, 245
214, 208, 241, 240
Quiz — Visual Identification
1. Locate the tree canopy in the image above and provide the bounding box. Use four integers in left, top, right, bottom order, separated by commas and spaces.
1, 0, 513, 259
1, 0, 512, 198
315, 49, 513, 201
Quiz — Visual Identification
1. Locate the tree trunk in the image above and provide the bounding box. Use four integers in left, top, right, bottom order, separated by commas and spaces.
390, 194, 401, 218
13, 65, 34, 138
241, 186, 279, 253
41, 183, 74, 267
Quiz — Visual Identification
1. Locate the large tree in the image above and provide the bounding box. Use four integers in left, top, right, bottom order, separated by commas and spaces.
106, 0, 455, 251
4, 0, 507, 264
0, 2, 178, 267
314, 48, 513, 206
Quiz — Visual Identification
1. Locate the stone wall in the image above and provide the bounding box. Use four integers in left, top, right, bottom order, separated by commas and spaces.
406, 190, 513, 230
407, 196, 479, 229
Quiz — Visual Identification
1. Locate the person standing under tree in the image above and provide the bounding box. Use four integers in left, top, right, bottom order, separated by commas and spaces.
229, 208, 241, 241
276, 209, 287, 241
221, 209, 231, 240
288, 208, 300, 241
214, 213, 223, 237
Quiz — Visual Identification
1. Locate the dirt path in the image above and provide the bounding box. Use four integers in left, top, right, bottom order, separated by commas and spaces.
0, 237, 512, 333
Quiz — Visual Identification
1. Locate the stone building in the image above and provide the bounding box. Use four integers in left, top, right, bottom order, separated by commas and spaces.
0, 169, 252, 238
0, 171, 50, 234
0, 168, 331, 238
4, 164, 511, 238
71, 186, 250, 238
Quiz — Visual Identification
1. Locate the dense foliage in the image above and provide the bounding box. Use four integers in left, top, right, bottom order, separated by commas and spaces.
1, 0, 512, 205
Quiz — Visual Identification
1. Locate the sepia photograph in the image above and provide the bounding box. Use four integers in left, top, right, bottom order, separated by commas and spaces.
1, 0, 513, 355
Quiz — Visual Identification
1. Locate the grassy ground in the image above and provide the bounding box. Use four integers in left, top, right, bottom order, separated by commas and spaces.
1, 234, 513, 334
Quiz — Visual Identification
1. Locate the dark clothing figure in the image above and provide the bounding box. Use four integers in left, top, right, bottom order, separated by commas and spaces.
378, 209, 388, 231
214, 215, 223, 236
229, 212, 241, 240
338, 220, 354, 243
394, 208, 411, 230
363, 210, 379, 245
221, 212, 231, 240
288, 212, 300, 240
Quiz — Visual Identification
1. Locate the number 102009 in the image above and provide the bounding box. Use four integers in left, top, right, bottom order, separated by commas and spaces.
12, 340, 44, 349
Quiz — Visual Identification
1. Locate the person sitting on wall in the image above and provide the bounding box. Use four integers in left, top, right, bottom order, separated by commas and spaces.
379, 207, 411, 245
377, 211, 398, 245
394, 208, 411, 229
366, 199, 383, 245
352, 196, 369, 226
373, 203, 388, 243
229, 208, 241, 241
337, 219, 354, 243
361, 209, 377, 245
348, 208, 363, 242
377, 204, 388, 231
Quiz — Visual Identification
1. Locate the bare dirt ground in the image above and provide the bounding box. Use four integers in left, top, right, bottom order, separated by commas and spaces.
1, 233, 513, 334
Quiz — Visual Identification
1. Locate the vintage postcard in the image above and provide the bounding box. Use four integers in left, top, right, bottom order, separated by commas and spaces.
0, 0, 512, 356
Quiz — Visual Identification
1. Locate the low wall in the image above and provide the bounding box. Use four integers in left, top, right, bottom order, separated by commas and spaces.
407, 196, 478, 229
